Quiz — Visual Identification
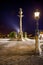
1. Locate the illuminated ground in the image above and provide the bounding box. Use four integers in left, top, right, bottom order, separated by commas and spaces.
0, 38, 35, 55
0, 38, 43, 65
0, 38, 43, 55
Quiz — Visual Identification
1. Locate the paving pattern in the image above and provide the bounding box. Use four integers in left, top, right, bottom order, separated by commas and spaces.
0, 55, 43, 65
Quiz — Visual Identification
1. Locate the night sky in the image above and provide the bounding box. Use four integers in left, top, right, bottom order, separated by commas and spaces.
0, 0, 43, 35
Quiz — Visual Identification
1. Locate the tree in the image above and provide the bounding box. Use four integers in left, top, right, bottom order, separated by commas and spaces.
9, 31, 17, 39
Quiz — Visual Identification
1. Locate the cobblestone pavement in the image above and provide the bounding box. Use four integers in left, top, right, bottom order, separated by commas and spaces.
0, 42, 43, 65
0, 55, 43, 65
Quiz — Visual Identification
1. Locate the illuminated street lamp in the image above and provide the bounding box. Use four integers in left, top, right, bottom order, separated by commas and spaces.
34, 9, 40, 54
34, 9, 40, 20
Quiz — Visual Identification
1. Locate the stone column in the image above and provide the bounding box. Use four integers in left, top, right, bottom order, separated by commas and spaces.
18, 8, 23, 39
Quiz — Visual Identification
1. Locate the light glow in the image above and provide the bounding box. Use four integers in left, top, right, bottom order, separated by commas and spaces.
16, 28, 20, 33
34, 11, 40, 18
34, 9, 40, 20
17, 28, 20, 33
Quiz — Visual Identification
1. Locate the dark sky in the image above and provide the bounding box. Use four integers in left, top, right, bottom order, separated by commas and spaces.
0, 0, 43, 34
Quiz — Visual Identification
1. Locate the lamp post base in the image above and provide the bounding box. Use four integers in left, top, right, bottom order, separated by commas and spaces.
35, 48, 40, 55
35, 35, 40, 55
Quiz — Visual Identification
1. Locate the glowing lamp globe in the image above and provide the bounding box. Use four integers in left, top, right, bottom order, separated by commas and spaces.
34, 10, 40, 20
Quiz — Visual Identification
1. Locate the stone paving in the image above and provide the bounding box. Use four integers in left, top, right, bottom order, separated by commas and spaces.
0, 55, 43, 65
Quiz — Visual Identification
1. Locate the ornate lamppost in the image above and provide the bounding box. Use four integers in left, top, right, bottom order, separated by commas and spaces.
34, 9, 40, 54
